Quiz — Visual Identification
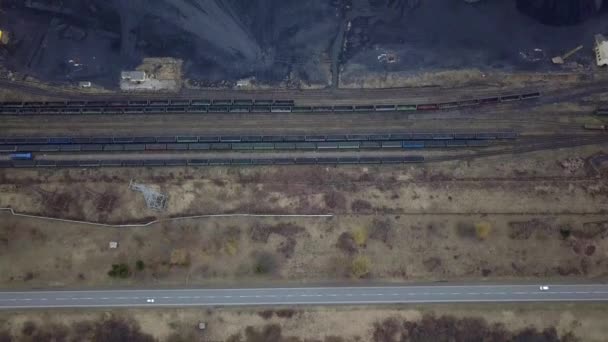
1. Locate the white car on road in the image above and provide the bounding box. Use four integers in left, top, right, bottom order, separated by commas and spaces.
146, 298, 155, 303
539, 285, 550, 291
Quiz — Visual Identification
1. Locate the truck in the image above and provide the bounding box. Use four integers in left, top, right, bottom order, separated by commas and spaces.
10, 153, 33, 160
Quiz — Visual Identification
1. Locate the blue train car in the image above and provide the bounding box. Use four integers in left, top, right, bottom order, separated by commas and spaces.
10, 152, 32, 160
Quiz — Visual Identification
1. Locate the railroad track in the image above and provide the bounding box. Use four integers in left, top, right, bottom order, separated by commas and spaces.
0, 155, 426, 169
0, 92, 540, 115
429, 134, 608, 163
0, 131, 517, 154
1, 134, 605, 169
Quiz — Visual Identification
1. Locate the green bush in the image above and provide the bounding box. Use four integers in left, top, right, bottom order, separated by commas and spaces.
351, 255, 371, 278
253, 252, 278, 275
108, 263, 130, 278
135, 260, 145, 271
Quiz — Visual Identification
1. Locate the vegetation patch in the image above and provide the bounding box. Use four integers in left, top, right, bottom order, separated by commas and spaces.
351, 255, 371, 278
108, 263, 130, 278
3, 317, 154, 342
372, 315, 577, 342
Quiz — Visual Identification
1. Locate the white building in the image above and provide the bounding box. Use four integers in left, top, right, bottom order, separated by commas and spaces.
121, 71, 147, 83
595, 34, 608, 67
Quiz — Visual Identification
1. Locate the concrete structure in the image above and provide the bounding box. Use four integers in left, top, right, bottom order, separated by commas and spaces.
595, 34, 608, 67
121, 71, 147, 83
109, 241, 118, 249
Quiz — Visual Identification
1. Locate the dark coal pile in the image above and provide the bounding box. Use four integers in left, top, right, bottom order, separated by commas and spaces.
517, 0, 604, 26
0, 0, 607, 89
342, 0, 608, 78
0, 0, 339, 87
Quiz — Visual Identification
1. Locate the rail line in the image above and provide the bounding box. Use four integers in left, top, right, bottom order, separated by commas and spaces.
429, 135, 608, 163
0, 92, 540, 115
1, 135, 605, 169
0, 155, 426, 168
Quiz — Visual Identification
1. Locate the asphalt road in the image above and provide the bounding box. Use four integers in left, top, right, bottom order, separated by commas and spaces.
1, 284, 607, 309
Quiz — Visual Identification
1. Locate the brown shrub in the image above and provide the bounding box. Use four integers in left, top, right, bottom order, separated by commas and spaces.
92, 318, 155, 342
556, 266, 581, 276
243, 324, 289, 342
456, 222, 476, 239
169, 249, 190, 266
336, 232, 358, 255
575, 221, 608, 239
276, 309, 297, 319
0, 331, 11, 342
372, 317, 401, 342
324, 191, 346, 210
253, 251, 279, 275
250, 224, 272, 242
351, 199, 373, 213
508, 219, 550, 240
277, 237, 297, 258
324, 337, 345, 342
369, 219, 394, 247
374, 315, 576, 342
258, 310, 274, 319
250, 223, 305, 243
422, 257, 442, 272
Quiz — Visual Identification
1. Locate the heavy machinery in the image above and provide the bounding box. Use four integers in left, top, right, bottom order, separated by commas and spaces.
551, 45, 584, 64
0, 30, 9, 45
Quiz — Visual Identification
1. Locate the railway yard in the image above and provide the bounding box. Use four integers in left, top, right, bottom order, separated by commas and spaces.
2, 1, 608, 341
1, 76, 608, 341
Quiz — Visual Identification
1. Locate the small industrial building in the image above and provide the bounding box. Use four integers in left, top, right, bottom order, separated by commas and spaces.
595, 34, 608, 67
121, 71, 147, 83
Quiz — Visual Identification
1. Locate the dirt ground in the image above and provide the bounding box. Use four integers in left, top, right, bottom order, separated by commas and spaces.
1, 144, 607, 288
1, 303, 607, 341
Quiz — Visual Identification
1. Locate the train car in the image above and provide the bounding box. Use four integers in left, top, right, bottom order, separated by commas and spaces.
396, 104, 417, 111
595, 108, 608, 116
354, 105, 375, 112
438, 102, 459, 110
375, 104, 397, 111
479, 97, 499, 105
10, 152, 32, 160
270, 106, 291, 113
584, 124, 606, 130
416, 104, 439, 111
521, 92, 541, 100
273, 100, 295, 106
499, 94, 521, 102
